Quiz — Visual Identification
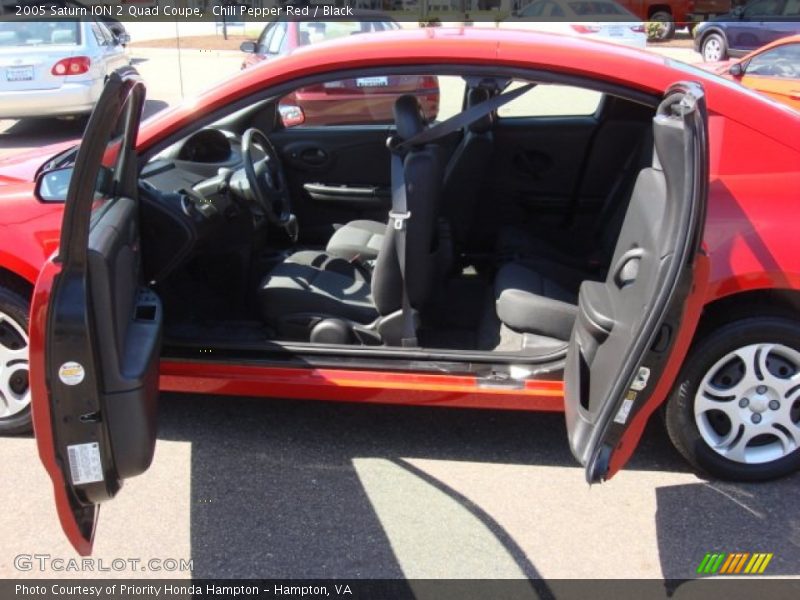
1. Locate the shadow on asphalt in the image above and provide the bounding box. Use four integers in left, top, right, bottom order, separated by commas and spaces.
155, 393, 698, 578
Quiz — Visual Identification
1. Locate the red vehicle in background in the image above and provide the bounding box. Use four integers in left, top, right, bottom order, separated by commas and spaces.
239, 13, 439, 126
616, 0, 696, 39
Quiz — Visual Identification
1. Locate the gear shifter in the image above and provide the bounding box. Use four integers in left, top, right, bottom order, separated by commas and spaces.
284, 213, 299, 243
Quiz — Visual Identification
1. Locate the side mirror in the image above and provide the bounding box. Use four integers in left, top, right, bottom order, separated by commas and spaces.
35, 166, 113, 203
729, 62, 744, 77
733, 5, 745, 17
240, 41, 257, 54
279, 104, 305, 128
115, 33, 131, 46
35, 167, 73, 202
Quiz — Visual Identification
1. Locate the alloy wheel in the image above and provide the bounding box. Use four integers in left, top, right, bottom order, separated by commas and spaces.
703, 38, 722, 62
0, 310, 31, 419
694, 343, 800, 465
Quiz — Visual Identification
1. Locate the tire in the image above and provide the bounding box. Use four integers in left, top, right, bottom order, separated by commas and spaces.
649, 11, 676, 41
0, 287, 32, 435
701, 32, 728, 62
665, 318, 800, 481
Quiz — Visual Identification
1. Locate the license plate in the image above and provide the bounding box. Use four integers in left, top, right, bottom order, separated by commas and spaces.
6, 66, 34, 82
356, 76, 388, 88
608, 26, 624, 37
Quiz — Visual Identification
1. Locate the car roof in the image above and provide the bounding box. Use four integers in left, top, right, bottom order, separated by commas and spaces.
140, 27, 800, 153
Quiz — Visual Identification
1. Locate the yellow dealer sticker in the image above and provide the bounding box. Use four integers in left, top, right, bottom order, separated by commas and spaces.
58, 362, 85, 386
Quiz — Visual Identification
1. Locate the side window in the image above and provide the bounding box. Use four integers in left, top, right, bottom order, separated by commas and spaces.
267, 22, 286, 55
258, 23, 276, 51
744, 0, 783, 16
746, 44, 800, 79
784, 0, 800, 15
278, 74, 457, 128
543, 1, 565, 17
90, 24, 107, 46
520, 2, 545, 17
97, 22, 115, 45
497, 82, 603, 118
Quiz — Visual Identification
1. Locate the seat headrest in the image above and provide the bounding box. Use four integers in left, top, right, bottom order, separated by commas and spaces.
393, 95, 427, 142
467, 88, 493, 134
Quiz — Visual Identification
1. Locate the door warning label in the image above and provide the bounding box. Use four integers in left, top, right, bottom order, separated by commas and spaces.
66, 442, 104, 486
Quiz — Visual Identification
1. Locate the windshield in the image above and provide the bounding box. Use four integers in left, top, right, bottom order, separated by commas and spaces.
0, 21, 81, 47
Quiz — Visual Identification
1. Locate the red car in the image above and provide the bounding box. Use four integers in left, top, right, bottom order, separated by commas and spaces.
239, 13, 439, 126
0, 28, 798, 555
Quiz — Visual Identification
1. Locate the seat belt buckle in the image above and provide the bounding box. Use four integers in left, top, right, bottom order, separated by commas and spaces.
390, 210, 411, 230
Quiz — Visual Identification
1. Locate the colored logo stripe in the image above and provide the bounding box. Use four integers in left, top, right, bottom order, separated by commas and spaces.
697, 552, 773, 575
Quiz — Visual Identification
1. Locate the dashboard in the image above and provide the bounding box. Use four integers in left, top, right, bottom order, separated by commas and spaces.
142, 128, 243, 192
138, 128, 260, 284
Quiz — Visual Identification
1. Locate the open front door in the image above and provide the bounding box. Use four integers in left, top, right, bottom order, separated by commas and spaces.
564, 82, 710, 484
29, 68, 161, 555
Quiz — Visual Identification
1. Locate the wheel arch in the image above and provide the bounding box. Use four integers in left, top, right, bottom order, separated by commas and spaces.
696, 287, 800, 346
648, 5, 674, 18
0, 264, 35, 301
697, 26, 726, 47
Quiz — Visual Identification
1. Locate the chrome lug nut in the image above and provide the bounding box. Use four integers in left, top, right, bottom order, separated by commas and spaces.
739, 398, 749, 408
769, 400, 780, 411
756, 385, 768, 394
751, 413, 762, 424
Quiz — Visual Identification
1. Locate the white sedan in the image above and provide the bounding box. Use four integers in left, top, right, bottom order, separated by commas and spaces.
0, 19, 130, 119
500, 0, 648, 49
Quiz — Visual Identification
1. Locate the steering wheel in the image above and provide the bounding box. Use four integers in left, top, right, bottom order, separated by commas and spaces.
241, 128, 292, 226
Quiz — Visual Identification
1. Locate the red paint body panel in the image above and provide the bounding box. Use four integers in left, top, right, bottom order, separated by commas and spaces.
159, 361, 565, 411
3, 28, 800, 410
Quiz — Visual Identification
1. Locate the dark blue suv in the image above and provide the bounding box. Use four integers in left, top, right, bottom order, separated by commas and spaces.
694, 0, 800, 61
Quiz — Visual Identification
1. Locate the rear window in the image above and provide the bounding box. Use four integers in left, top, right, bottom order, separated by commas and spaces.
0, 21, 80, 46
297, 20, 396, 46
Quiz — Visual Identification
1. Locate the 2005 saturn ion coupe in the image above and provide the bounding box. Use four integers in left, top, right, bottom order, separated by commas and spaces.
0, 27, 798, 555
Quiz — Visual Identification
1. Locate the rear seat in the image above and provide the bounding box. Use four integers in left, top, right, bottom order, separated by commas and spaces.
494, 131, 654, 342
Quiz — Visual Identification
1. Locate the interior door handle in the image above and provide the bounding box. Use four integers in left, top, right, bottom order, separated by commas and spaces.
299, 148, 328, 166
612, 248, 644, 288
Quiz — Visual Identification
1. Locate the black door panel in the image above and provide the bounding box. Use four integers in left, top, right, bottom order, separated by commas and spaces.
481, 117, 598, 243
270, 127, 393, 245
563, 83, 709, 483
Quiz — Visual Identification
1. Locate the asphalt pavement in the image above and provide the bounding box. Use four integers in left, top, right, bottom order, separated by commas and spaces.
2, 41, 798, 585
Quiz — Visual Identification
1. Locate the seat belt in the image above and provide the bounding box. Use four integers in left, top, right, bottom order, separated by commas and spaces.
388, 83, 535, 347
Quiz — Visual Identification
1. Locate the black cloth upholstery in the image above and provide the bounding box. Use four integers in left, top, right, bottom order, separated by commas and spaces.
258, 95, 445, 336
258, 250, 377, 324
371, 137, 443, 316
327, 87, 495, 260
325, 220, 385, 261
494, 258, 598, 340
440, 87, 494, 249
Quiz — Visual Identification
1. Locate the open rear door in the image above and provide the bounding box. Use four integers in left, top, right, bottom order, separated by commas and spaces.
564, 82, 710, 483
29, 68, 162, 555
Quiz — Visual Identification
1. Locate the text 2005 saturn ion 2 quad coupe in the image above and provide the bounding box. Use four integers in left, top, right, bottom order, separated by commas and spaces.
0, 27, 798, 555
